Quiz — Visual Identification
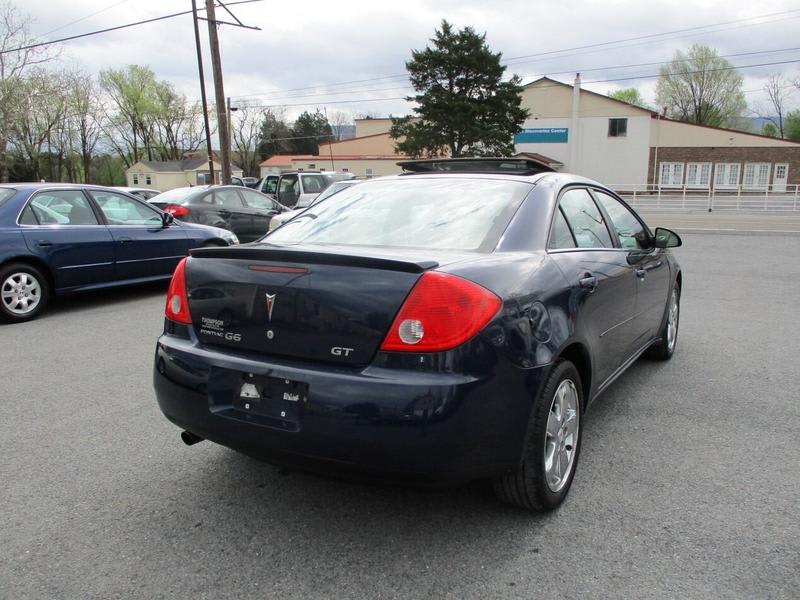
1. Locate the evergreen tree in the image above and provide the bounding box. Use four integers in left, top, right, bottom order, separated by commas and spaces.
390, 20, 528, 158
289, 110, 333, 155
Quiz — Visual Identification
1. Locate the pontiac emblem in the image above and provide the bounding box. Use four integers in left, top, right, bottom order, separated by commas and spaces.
265, 293, 276, 322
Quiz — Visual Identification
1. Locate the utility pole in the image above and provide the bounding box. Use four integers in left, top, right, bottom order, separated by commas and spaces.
205, 0, 231, 185
191, 0, 215, 184
227, 97, 238, 171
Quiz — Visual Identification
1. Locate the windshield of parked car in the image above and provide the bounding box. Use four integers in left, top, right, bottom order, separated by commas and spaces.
0, 188, 16, 207
266, 177, 531, 252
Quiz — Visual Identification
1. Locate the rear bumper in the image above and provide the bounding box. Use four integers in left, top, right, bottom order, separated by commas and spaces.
154, 332, 550, 485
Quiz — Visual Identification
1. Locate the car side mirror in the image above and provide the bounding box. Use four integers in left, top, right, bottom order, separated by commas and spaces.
653, 227, 681, 248
161, 212, 175, 227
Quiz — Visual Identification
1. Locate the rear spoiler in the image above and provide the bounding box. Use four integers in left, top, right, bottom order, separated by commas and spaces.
189, 244, 438, 274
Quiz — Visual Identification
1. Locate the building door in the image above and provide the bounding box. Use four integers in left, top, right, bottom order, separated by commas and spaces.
773, 163, 789, 193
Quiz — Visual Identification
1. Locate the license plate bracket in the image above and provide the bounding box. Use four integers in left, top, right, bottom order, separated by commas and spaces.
232, 374, 308, 424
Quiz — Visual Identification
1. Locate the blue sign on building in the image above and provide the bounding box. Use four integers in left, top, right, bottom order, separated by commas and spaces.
514, 128, 569, 143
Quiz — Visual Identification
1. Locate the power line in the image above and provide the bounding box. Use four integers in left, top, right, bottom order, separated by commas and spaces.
503, 8, 800, 64
38, 0, 131, 37
228, 47, 799, 106
230, 8, 800, 101
0, 0, 263, 55
235, 57, 800, 111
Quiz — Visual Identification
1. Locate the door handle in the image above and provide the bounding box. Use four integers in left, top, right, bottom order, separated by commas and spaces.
37, 240, 52, 247
579, 274, 597, 291
636, 268, 647, 279
119, 236, 133, 244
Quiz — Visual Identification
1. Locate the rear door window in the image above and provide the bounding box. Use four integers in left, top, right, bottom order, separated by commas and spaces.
558, 188, 613, 248
213, 188, 246, 208
28, 191, 99, 225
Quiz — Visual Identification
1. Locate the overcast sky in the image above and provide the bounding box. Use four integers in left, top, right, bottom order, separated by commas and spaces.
20, 0, 800, 121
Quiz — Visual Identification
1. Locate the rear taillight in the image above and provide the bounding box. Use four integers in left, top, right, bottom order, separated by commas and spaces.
380, 272, 501, 352
165, 258, 192, 324
164, 204, 189, 217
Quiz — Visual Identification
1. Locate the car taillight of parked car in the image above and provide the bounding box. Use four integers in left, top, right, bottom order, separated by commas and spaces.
165, 258, 192, 324
380, 271, 501, 352
164, 204, 189, 217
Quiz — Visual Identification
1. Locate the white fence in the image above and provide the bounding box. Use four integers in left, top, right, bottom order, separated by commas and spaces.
609, 184, 800, 212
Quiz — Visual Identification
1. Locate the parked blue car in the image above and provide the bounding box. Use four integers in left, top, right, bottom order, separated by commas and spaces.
0, 183, 239, 323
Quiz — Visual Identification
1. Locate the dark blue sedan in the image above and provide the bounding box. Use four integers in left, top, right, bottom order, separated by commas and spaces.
0, 183, 239, 323
154, 159, 682, 511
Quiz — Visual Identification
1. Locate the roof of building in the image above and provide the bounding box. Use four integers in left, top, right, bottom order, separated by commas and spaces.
514, 152, 564, 167
295, 155, 409, 161
259, 154, 316, 167
137, 158, 220, 172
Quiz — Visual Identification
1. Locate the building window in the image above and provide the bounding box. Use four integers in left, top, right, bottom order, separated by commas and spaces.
132, 174, 139, 185
308, 163, 316, 169
774, 164, 787, 180
685, 162, 711, 188
714, 163, 740, 189
342, 168, 349, 172
659, 162, 683, 187
145, 175, 152, 185
366, 168, 374, 179
743, 163, 770, 190
608, 118, 627, 137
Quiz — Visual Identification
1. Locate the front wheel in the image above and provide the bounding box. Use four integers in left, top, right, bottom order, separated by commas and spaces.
493, 360, 583, 512
646, 282, 680, 360
0, 263, 50, 323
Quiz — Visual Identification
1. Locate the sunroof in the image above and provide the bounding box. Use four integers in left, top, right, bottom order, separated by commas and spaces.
397, 158, 555, 175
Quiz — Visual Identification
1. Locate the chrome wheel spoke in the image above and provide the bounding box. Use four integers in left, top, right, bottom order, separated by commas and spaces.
543, 378, 580, 493
2, 272, 41, 314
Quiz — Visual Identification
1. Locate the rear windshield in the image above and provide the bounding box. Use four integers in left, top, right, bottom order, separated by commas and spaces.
266, 177, 531, 252
0, 188, 16, 207
148, 187, 202, 204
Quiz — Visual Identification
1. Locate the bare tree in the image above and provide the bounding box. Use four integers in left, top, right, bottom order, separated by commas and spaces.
760, 73, 793, 138
328, 110, 352, 140
230, 102, 266, 177
0, 1, 58, 181
151, 82, 205, 160
64, 71, 104, 182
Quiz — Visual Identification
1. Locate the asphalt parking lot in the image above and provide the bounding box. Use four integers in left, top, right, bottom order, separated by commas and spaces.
1, 232, 799, 599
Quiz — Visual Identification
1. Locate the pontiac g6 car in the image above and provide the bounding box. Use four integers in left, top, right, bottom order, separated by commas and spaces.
153, 159, 682, 511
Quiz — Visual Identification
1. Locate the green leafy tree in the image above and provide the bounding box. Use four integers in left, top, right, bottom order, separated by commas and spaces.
608, 87, 649, 108
655, 44, 746, 127
785, 110, 800, 142
390, 20, 528, 158
761, 122, 779, 137
289, 110, 332, 155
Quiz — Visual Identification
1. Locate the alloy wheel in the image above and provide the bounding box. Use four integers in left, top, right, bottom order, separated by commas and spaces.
544, 378, 580, 493
666, 289, 679, 352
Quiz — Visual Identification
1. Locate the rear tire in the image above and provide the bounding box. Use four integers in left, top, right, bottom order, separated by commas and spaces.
0, 262, 50, 323
646, 282, 680, 361
493, 360, 583, 512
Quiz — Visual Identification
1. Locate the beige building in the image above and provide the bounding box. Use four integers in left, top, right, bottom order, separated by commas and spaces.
125, 158, 243, 191
257, 131, 409, 179
517, 76, 800, 190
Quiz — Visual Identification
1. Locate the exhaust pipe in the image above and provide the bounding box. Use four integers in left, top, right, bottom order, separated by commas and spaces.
181, 431, 204, 446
